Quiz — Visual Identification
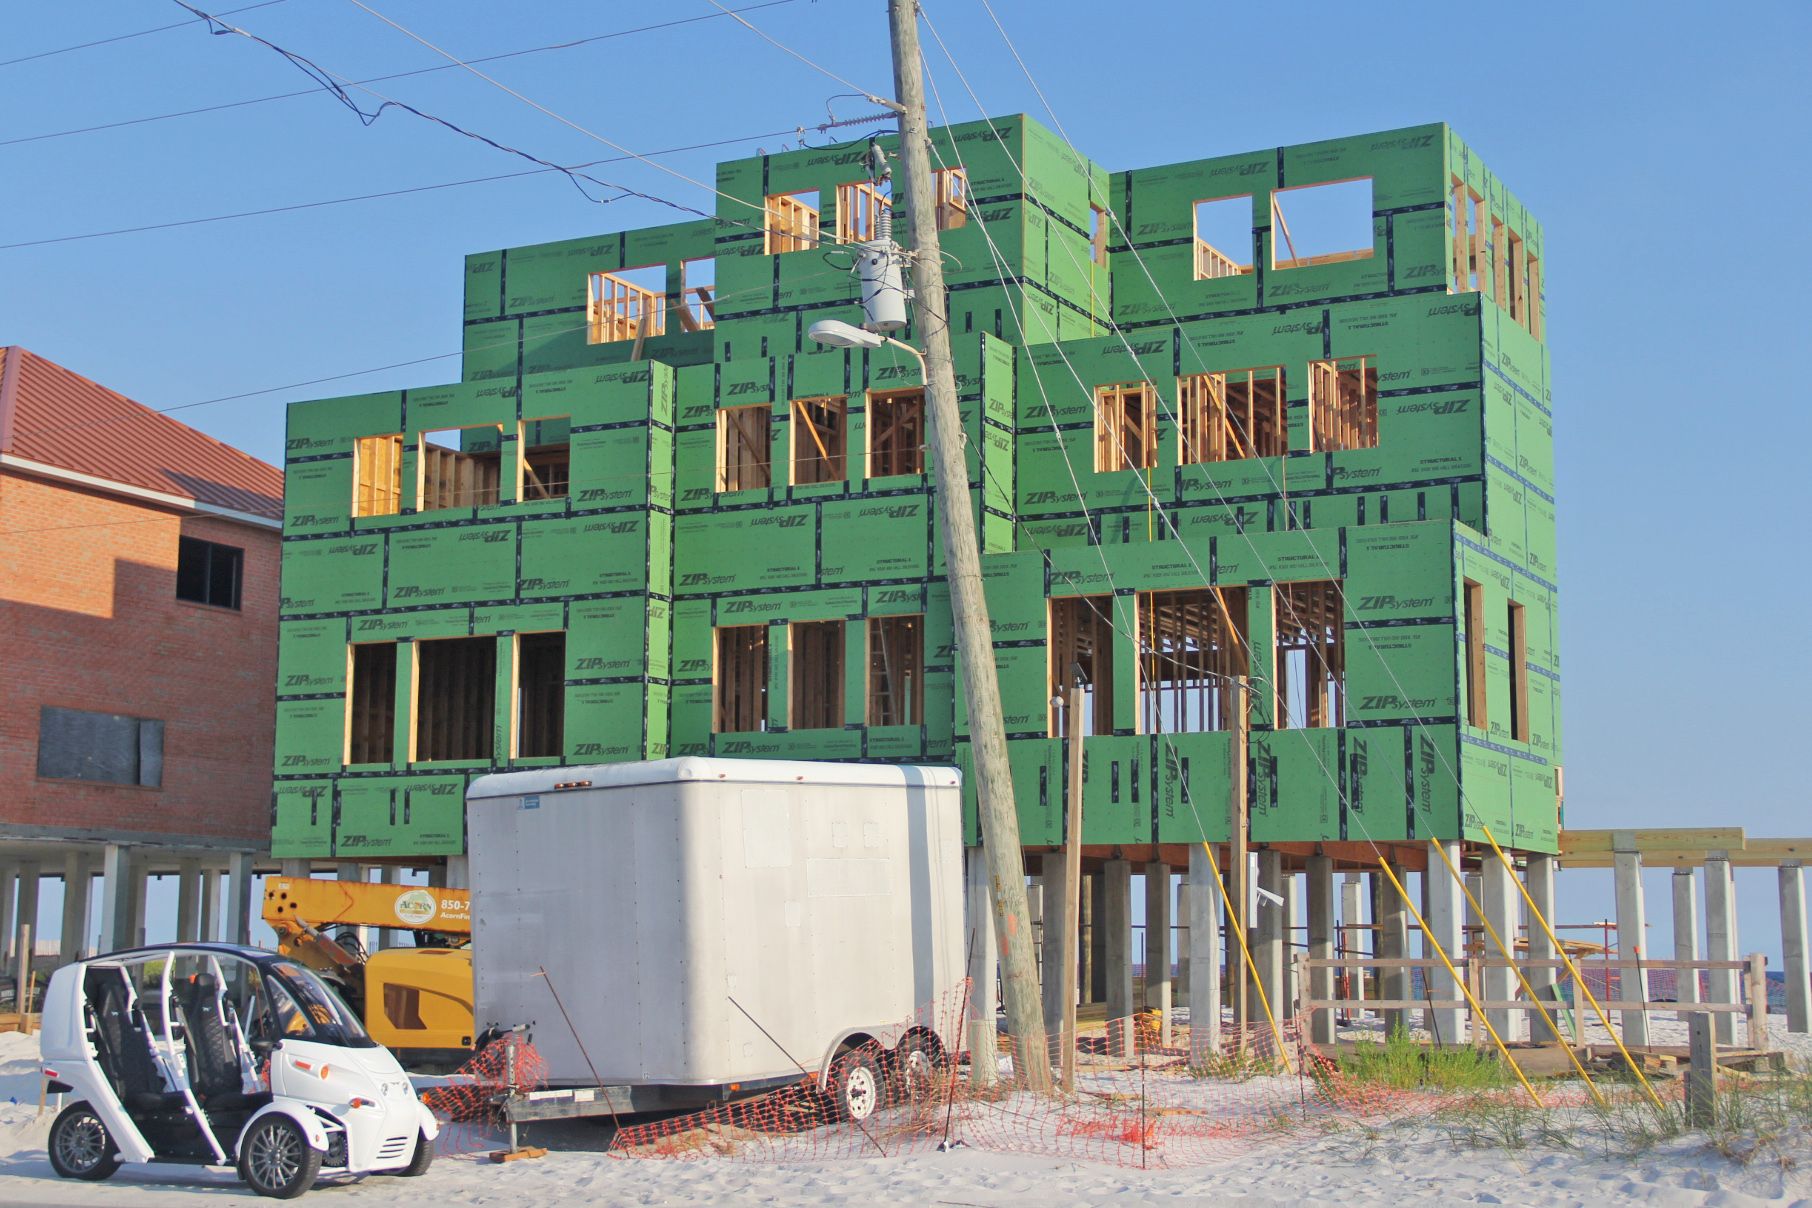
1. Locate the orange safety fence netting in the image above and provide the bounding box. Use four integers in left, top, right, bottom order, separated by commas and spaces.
421, 1034, 549, 1155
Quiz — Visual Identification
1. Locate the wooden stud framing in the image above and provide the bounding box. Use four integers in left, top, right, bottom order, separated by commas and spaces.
1089, 204, 1108, 266
1179, 368, 1285, 464
516, 631, 565, 758
789, 620, 845, 730
1505, 230, 1526, 327
413, 637, 496, 762
519, 416, 570, 502
764, 191, 820, 255
713, 625, 768, 733
790, 396, 847, 485
716, 404, 772, 492
353, 434, 403, 517
934, 168, 968, 231
867, 387, 925, 478
1464, 579, 1487, 729
1192, 195, 1254, 280
1137, 587, 1250, 734
1048, 595, 1115, 736
1273, 581, 1344, 729
867, 615, 923, 727
1307, 357, 1378, 452
418, 426, 504, 512
345, 642, 397, 765
1508, 600, 1529, 743
678, 257, 715, 332
587, 269, 666, 344
1526, 255, 1543, 339
1490, 215, 1508, 310
836, 180, 891, 244
1094, 382, 1156, 472
1450, 177, 1484, 294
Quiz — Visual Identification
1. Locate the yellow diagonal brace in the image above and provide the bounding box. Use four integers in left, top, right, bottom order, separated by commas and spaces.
1199, 841, 1293, 1074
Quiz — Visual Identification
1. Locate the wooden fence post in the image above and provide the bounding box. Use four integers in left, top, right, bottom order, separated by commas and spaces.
1744, 953, 1770, 1053
1685, 1012, 1716, 1129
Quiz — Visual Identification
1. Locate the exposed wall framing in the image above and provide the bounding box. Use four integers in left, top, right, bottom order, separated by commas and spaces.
867, 388, 925, 477
1089, 204, 1108, 265
934, 168, 968, 230
791, 396, 847, 485
1525, 255, 1543, 339
1271, 178, 1375, 270
867, 615, 923, 726
345, 642, 397, 764
1049, 595, 1116, 736
789, 620, 844, 730
1449, 177, 1484, 293
413, 636, 496, 762
679, 257, 716, 331
1179, 368, 1286, 463
717, 404, 772, 492
516, 631, 565, 758
714, 625, 768, 732
1464, 579, 1487, 729
520, 416, 570, 502
587, 269, 666, 344
1505, 230, 1527, 328
1192, 194, 1254, 280
1095, 382, 1156, 472
353, 434, 403, 517
1508, 600, 1529, 742
419, 425, 504, 511
836, 180, 890, 244
1307, 357, 1378, 452
1137, 587, 1250, 734
765, 190, 820, 254
1273, 580, 1344, 729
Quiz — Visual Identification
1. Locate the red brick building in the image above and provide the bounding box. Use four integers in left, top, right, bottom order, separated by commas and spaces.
0, 347, 282, 969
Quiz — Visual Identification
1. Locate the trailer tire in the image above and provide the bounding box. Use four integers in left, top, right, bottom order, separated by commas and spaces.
891, 1031, 947, 1104
827, 1047, 883, 1122
48, 1102, 119, 1181
239, 1115, 323, 1199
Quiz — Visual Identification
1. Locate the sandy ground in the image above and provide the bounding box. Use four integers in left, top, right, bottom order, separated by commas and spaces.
5, 1028, 1812, 1206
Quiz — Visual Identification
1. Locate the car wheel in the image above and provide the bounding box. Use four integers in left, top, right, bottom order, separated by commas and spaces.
828, 1047, 883, 1122
238, 1115, 324, 1199
396, 1130, 435, 1177
48, 1102, 119, 1181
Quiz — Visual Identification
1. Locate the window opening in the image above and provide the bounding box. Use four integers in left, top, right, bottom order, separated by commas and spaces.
520, 416, 570, 502
717, 404, 772, 492
1192, 195, 1253, 280
353, 434, 403, 517
36, 706, 163, 787
1490, 215, 1507, 308
1508, 601, 1529, 742
347, 643, 397, 765
1095, 382, 1157, 472
176, 536, 243, 609
1179, 368, 1286, 464
868, 615, 923, 726
1049, 595, 1116, 737
586, 265, 667, 344
791, 395, 847, 485
1088, 204, 1108, 265
789, 620, 844, 730
517, 631, 565, 758
1274, 581, 1344, 729
935, 168, 969, 230
1505, 230, 1526, 326
1525, 255, 1543, 339
413, 637, 495, 762
836, 180, 891, 244
1138, 587, 1250, 734
679, 257, 715, 331
1308, 357, 1378, 452
1270, 178, 1374, 270
419, 424, 504, 511
1463, 580, 1487, 729
765, 190, 820, 254
714, 626, 769, 732
1449, 178, 1484, 293
867, 388, 925, 478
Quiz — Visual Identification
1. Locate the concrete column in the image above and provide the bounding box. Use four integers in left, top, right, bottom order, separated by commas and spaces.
1419, 847, 1461, 1046
1612, 846, 1650, 1047
1481, 853, 1522, 1042
176, 859, 203, 943
1186, 844, 1222, 1059
1525, 853, 1558, 1041
963, 847, 997, 1087
1175, 881, 1190, 997
1376, 866, 1409, 1037
199, 870, 221, 943
1704, 856, 1738, 1045
1088, 873, 1107, 1004
1078, 873, 1094, 1005
336, 862, 370, 954
1255, 851, 1286, 1027
60, 853, 92, 963
127, 857, 149, 947
98, 845, 133, 953
1281, 871, 1298, 1017
1103, 859, 1133, 1056
1340, 873, 1364, 1014
226, 852, 257, 948
280, 859, 311, 879
1672, 868, 1701, 1021
1780, 863, 1810, 1035
1040, 851, 1069, 1033
1306, 855, 1335, 1045
1145, 861, 1172, 1043
14, 861, 42, 960
373, 866, 399, 951
0, 863, 16, 963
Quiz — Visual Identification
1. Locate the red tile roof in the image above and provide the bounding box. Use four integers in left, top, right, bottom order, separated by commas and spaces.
0, 346, 282, 521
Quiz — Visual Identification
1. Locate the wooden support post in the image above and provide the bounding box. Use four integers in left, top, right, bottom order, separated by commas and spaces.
1685, 1012, 1716, 1129
1041, 852, 1069, 1036
1745, 953, 1770, 1054
13, 923, 30, 1018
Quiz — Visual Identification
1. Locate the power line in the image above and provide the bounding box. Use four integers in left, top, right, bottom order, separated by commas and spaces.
701, 0, 898, 109
0, 0, 287, 69
1, 2, 803, 149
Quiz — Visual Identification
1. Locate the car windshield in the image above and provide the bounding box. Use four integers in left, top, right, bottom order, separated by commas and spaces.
266, 960, 376, 1048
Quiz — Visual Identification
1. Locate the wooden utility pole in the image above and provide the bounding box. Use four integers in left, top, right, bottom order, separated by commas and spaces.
1229, 684, 1250, 1039
1060, 674, 1085, 1091
885, 0, 1051, 1090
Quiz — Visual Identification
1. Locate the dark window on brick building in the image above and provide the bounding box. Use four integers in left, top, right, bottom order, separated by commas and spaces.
176, 537, 243, 610
37, 706, 163, 787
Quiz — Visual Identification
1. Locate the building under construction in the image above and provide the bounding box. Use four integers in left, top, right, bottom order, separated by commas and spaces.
273, 116, 1562, 1041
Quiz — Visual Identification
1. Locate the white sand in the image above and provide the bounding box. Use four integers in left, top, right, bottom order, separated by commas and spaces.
4, 1028, 1810, 1206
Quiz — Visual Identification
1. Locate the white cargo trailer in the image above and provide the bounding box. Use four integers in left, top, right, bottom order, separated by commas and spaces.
465, 758, 965, 1122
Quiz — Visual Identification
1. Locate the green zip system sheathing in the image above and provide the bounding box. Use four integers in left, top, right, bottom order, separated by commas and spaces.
273, 117, 1559, 861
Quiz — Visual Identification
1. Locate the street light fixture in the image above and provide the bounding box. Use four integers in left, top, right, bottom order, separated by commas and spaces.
806, 320, 924, 375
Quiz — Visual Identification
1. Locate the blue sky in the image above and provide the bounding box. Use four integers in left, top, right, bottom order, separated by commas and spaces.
3, 1, 1808, 961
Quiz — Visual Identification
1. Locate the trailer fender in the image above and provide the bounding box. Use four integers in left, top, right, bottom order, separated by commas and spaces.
814, 1027, 899, 1085
235, 1101, 331, 1157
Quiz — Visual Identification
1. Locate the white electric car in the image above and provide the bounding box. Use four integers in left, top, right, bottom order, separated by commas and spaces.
37, 942, 440, 1198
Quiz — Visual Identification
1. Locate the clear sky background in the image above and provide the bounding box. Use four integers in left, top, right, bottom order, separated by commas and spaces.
3, 1, 1808, 962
